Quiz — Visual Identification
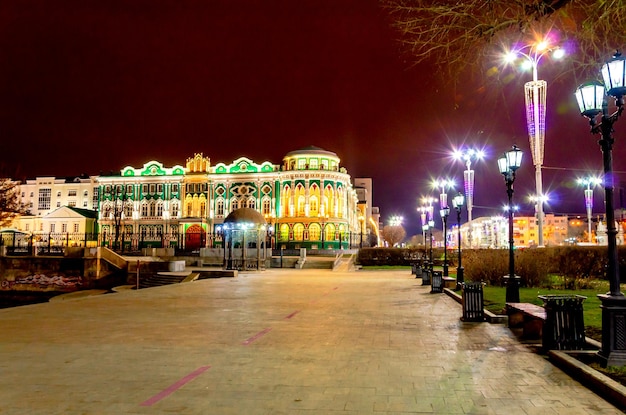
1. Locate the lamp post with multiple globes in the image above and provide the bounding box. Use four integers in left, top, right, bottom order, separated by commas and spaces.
575, 51, 626, 366
576, 176, 603, 244
452, 192, 465, 288
505, 37, 565, 248
497, 145, 523, 303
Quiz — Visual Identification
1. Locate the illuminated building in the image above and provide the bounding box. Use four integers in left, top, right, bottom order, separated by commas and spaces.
95, 146, 361, 250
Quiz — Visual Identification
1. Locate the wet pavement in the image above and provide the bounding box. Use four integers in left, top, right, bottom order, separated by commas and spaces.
0, 269, 622, 414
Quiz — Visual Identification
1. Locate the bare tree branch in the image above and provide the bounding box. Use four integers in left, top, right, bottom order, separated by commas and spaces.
381, 0, 626, 80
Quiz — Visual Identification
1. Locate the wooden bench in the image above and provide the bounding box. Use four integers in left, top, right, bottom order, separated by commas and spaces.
506, 302, 546, 339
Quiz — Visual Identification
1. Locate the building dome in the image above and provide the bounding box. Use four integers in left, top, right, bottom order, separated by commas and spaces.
284, 145, 338, 159
282, 146, 340, 171
223, 208, 266, 227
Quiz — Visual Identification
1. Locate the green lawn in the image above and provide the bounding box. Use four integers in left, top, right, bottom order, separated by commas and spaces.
481, 285, 604, 330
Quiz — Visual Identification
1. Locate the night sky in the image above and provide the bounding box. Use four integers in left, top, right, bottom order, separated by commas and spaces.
1, 0, 624, 235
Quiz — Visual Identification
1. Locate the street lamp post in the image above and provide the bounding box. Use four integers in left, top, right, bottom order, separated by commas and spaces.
453, 148, 484, 248
575, 51, 626, 366
505, 39, 565, 248
439, 206, 450, 277
452, 192, 465, 288
577, 176, 602, 243
433, 179, 453, 276
498, 145, 523, 303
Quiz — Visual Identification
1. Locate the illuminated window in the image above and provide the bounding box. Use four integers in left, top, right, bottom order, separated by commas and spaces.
262, 199, 271, 215
200, 202, 206, 218
157, 203, 163, 217
73, 223, 79, 233
293, 224, 304, 240
216, 199, 224, 216
309, 224, 321, 240
141, 203, 148, 217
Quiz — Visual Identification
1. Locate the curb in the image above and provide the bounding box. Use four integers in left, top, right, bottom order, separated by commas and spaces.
549, 350, 626, 411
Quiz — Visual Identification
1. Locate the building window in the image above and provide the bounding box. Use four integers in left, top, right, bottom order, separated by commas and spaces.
38, 188, 51, 210
172, 184, 179, 193
141, 204, 148, 217
263, 199, 271, 215
68, 201, 76, 207
57, 191, 61, 197
68, 190, 77, 197
92, 194, 99, 210
293, 224, 304, 240
216, 199, 224, 216
62, 223, 67, 233
157, 203, 163, 217
84, 190, 89, 197
124, 203, 133, 218
248, 198, 255, 210
298, 159, 306, 169
150, 184, 156, 194
142, 184, 148, 194
310, 159, 318, 169
172, 202, 179, 218
83, 200, 88, 207
21, 192, 25, 197
30, 192, 34, 197
40, 223, 44, 231
149, 202, 156, 217
157, 184, 163, 193
200, 202, 206, 218
50, 223, 55, 233
25, 224, 29, 231
73, 223, 79, 233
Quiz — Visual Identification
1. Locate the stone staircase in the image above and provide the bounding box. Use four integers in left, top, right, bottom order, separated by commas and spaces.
138, 273, 188, 289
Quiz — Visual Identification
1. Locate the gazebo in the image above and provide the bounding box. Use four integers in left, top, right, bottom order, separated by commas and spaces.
223, 208, 269, 270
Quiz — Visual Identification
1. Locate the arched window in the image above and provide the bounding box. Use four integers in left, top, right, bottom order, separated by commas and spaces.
293, 224, 304, 240
297, 196, 306, 217
262, 198, 271, 215
124, 202, 133, 218
149, 202, 156, 217
248, 197, 256, 210
325, 224, 336, 241
309, 223, 321, 241
157, 202, 163, 218
141, 203, 148, 218
171, 201, 179, 218
279, 224, 290, 241
200, 202, 206, 218
216, 198, 224, 216
186, 203, 193, 217
231, 199, 239, 210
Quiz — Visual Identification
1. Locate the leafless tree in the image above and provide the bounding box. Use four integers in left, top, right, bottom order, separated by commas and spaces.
381, 0, 626, 80
0, 178, 27, 228
381, 225, 407, 247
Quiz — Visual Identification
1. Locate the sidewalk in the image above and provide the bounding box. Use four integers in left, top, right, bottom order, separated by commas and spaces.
0, 269, 622, 414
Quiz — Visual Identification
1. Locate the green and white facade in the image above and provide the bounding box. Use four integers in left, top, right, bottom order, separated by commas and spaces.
96, 146, 362, 250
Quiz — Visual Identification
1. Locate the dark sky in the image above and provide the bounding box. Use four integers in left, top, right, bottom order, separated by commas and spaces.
1, 0, 624, 234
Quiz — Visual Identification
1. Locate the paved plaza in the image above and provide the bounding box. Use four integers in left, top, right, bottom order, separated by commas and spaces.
0, 269, 622, 414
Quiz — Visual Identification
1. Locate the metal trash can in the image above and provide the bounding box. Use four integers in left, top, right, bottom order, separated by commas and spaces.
414, 261, 423, 278
462, 282, 484, 322
421, 265, 431, 286
539, 295, 586, 350
430, 271, 443, 293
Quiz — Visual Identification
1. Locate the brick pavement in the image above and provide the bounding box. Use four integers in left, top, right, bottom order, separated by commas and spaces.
0, 269, 622, 414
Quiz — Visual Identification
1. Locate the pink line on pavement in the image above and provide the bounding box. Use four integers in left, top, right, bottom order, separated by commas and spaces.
140, 365, 211, 406
284, 310, 300, 319
242, 327, 272, 345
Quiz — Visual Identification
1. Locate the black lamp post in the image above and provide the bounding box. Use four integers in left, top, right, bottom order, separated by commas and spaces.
428, 218, 434, 270
498, 145, 523, 303
439, 206, 450, 276
575, 51, 626, 366
452, 192, 465, 289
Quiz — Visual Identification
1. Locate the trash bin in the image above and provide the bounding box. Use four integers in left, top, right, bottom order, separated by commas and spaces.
411, 262, 417, 275
421, 264, 431, 286
414, 261, 423, 278
431, 271, 443, 293
462, 282, 484, 322
539, 295, 586, 350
